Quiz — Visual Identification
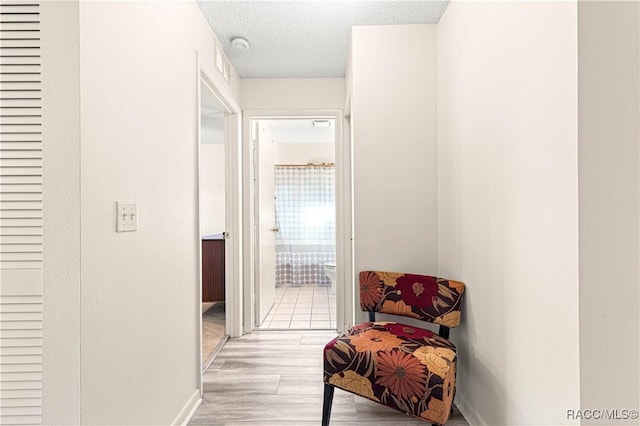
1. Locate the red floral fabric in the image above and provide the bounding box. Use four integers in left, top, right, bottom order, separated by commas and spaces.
359, 271, 465, 328
324, 322, 457, 424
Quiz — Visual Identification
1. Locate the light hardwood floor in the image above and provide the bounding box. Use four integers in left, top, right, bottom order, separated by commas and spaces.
190, 330, 468, 425
202, 302, 226, 365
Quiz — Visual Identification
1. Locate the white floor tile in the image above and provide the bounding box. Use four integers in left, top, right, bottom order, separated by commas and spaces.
312, 314, 330, 320
292, 314, 311, 321
272, 314, 292, 321
268, 321, 291, 328
290, 320, 311, 328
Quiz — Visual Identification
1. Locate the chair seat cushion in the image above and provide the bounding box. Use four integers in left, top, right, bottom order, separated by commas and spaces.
323, 322, 457, 424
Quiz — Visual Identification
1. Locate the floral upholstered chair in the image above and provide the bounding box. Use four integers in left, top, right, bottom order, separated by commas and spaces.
322, 271, 465, 425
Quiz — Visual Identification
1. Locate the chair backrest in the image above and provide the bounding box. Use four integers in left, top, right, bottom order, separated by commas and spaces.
359, 271, 465, 328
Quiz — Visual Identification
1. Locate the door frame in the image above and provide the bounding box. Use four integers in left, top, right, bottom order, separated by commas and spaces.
196, 56, 242, 395
242, 109, 354, 334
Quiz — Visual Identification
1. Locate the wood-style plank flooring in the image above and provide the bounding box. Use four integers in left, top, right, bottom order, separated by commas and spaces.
190, 330, 468, 425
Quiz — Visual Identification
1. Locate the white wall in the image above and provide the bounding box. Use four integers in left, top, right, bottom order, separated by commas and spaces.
41, 2, 81, 423
201, 115, 225, 145
40, 1, 240, 424
275, 143, 335, 164
578, 2, 640, 423
350, 25, 438, 322
201, 144, 225, 235
241, 78, 344, 110
437, 2, 580, 425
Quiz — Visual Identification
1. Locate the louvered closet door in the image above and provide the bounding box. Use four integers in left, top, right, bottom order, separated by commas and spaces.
0, 1, 43, 425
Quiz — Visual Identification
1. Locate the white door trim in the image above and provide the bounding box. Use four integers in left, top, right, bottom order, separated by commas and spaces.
196, 55, 243, 399
241, 109, 354, 334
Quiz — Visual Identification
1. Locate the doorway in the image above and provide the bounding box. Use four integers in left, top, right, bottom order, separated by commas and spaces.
242, 110, 353, 334
254, 119, 337, 329
199, 86, 227, 368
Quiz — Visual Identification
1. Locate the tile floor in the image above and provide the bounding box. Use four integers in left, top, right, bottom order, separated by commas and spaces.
258, 285, 336, 329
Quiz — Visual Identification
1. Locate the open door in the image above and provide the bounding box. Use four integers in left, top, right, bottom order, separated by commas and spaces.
254, 121, 277, 325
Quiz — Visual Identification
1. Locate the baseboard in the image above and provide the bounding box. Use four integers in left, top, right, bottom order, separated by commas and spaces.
172, 388, 202, 426
455, 391, 486, 426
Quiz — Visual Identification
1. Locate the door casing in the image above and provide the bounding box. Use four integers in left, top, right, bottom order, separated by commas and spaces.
242, 110, 354, 334
196, 56, 242, 397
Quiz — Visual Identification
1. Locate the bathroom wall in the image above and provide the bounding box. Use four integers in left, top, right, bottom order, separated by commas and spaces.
275, 142, 335, 164
200, 143, 225, 235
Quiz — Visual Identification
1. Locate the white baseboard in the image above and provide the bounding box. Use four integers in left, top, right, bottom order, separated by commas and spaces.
455, 391, 486, 426
172, 388, 202, 426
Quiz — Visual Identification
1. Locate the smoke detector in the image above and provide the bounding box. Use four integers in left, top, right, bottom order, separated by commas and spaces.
231, 37, 250, 52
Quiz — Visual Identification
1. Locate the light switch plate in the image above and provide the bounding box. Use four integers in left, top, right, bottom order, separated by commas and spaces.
116, 201, 137, 232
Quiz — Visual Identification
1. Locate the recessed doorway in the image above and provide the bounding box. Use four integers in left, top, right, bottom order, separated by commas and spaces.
199, 82, 227, 368
253, 118, 337, 330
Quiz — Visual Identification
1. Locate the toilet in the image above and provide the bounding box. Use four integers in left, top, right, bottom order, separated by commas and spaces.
324, 262, 337, 294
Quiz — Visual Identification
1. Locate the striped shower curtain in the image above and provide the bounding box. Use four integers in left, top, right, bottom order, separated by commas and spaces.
274, 165, 336, 286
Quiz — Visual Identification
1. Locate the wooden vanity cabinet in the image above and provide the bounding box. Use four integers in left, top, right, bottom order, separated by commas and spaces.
202, 238, 225, 302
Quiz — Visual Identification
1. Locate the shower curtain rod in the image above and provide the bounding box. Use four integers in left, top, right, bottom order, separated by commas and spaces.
275, 163, 335, 168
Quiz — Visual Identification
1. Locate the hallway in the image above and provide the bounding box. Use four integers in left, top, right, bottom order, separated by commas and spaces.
190, 331, 468, 425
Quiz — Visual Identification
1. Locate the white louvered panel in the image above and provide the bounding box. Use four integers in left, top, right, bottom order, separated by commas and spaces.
0, 184, 42, 193
0, 75, 39, 84
0, 303, 40, 313
0, 143, 39, 151
0, 218, 42, 226
0, 211, 41, 219
0, 236, 41, 244
0, 401, 40, 412
0, 296, 43, 425
0, 347, 41, 356
0, 194, 42, 202
0, 339, 41, 347
0, 158, 40, 167
1, 2, 43, 424
0, 117, 40, 126
0, 134, 40, 143
0, 39, 39, 48
0, 363, 40, 373
0, 177, 41, 185
0, 30, 38, 38
0, 201, 41, 210
0, 148, 42, 160
0, 20, 37, 30
0, 372, 42, 382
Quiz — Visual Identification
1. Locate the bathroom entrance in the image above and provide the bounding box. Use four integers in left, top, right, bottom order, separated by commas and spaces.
252, 118, 337, 330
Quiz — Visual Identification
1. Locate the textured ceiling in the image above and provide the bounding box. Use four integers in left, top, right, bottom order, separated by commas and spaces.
196, 1, 449, 78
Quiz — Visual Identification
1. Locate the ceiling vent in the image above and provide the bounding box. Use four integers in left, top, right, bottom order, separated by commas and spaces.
312, 120, 331, 128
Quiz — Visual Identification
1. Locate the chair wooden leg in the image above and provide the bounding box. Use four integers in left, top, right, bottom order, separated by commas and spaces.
322, 383, 335, 426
